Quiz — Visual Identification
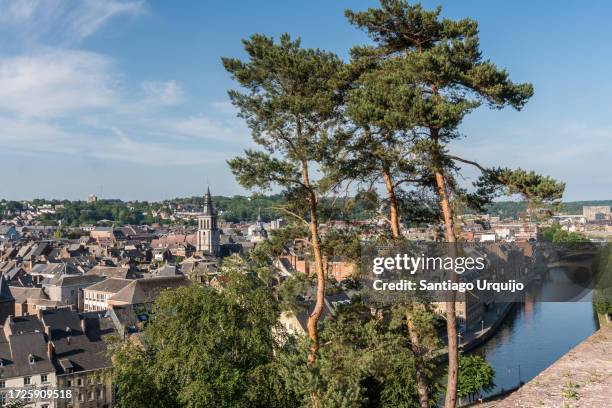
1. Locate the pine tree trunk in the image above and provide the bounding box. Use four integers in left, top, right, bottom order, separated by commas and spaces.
301, 161, 325, 366
300, 160, 326, 408
434, 169, 459, 408
306, 204, 325, 364
406, 308, 431, 408
310, 391, 319, 408
382, 165, 401, 238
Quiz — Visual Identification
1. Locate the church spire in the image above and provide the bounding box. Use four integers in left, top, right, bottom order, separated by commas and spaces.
203, 186, 214, 215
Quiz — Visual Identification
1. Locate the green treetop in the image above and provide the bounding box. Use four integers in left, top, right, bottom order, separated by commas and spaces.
223, 34, 347, 376
111, 257, 290, 408
344, 2, 556, 407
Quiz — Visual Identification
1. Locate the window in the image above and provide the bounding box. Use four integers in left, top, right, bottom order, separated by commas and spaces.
66, 379, 72, 388
79, 393, 84, 402
77, 378, 82, 386
0, 380, 5, 388
24, 376, 31, 385
88, 391, 94, 401
41, 374, 48, 383
97, 388, 103, 399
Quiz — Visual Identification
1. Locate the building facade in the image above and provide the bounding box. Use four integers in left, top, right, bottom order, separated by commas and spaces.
583, 205, 611, 221
83, 278, 132, 312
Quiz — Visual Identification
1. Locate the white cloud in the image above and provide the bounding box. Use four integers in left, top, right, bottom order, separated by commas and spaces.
3, 0, 37, 20
0, 48, 116, 118
62, 0, 145, 42
158, 114, 249, 143
0, 0, 145, 45
0, 1, 248, 168
0, 116, 77, 150
89, 128, 219, 165
0, 116, 222, 165
210, 100, 237, 115
141, 80, 184, 105
164, 116, 232, 138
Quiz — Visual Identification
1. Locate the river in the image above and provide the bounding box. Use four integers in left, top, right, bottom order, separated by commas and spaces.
468, 267, 600, 397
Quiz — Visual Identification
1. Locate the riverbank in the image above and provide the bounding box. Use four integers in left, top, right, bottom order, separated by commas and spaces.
435, 301, 516, 362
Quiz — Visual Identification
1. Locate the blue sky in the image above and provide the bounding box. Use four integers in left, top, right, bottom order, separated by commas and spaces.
1, 0, 610, 201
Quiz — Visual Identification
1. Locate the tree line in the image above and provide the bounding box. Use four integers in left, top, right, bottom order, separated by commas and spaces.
2, 197, 609, 226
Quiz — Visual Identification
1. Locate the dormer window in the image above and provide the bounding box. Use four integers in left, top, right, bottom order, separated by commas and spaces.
28, 354, 35, 364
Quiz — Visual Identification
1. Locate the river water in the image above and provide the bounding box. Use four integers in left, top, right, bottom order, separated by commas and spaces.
468, 268, 599, 397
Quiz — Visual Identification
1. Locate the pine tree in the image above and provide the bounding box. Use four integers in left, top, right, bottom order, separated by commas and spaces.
222, 34, 346, 380
344, 2, 562, 407
337, 31, 444, 408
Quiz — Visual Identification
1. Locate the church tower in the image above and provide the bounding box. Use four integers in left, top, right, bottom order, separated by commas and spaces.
248, 207, 268, 242
197, 187, 220, 256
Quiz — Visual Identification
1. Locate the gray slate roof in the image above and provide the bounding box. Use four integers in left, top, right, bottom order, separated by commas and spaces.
9, 286, 47, 303
41, 309, 115, 375
85, 278, 132, 294
0, 316, 54, 378
41, 274, 104, 287
109, 275, 190, 305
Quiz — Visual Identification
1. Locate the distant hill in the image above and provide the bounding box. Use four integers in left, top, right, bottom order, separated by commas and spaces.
483, 200, 612, 219
2, 196, 610, 225
199, 197, 612, 222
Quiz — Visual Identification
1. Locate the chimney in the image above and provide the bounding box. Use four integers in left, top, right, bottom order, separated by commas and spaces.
47, 341, 54, 359
44, 325, 51, 337
37, 308, 44, 320
80, 317, 87, 334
